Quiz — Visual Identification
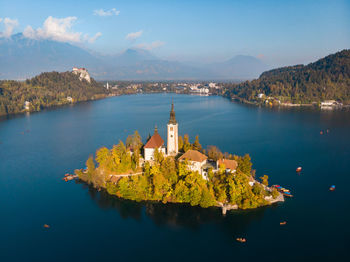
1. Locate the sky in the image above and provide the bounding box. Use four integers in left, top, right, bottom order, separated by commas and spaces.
0, 0, 349, 67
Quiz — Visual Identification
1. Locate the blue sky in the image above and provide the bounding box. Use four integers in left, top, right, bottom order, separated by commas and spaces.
1, 0, 349, 67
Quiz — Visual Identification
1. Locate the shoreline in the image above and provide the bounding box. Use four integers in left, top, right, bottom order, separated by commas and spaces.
3, 90, 349, 120
76, 170, 285, 215
227, 95, 350, 110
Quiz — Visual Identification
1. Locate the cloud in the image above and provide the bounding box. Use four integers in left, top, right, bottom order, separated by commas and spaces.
257, 54, 265, 59
0, 17, 19, 38
126, 30, 143, 40
85, 32, 102, 43
136, 41, 165, 50
23, 16, 101, 43
94, 8, 120, 17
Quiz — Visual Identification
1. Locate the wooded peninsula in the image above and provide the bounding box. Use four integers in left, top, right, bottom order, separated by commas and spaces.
223, 49, 350, 106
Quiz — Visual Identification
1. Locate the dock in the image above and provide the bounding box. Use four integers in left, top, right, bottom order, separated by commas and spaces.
63, 174, 78, 182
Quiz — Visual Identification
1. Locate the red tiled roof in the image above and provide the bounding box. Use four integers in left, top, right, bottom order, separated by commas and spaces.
144, 131, 164, 148
179, 150, 208, 162
217, 159, 238, 170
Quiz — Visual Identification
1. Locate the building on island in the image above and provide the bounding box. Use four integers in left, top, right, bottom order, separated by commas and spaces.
144, 103, 179, 161
217, 159, 238, 173
178, 149, 208, 178
142, 103, 240, 181
167, 102, 178, 156
144, 126, 166, 161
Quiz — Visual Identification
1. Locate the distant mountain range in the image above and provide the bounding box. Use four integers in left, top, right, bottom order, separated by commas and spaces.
0, 33, 270, 80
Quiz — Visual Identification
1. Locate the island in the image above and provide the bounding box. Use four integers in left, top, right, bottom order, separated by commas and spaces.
74, 103, 284, 214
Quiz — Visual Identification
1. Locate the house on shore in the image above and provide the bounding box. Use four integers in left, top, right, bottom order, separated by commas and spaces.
320, 100, 342, 110
179, 149, 208, 179
144, 126, 166, 161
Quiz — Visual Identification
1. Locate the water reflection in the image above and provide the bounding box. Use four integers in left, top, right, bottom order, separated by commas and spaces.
81, 181, 269, 235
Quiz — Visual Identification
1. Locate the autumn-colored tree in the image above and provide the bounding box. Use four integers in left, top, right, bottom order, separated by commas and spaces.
183, 134, 191, 152
178, 136, 184, 151
192, 135, 202, 151
207, 145, 223, 161
260, 175, 269, 186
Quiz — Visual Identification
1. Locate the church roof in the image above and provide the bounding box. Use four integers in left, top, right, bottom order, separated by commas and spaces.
144, 129, 164, 149
217, 159, 238, 170
169, 102, 177, 124
179, 149, 208, 162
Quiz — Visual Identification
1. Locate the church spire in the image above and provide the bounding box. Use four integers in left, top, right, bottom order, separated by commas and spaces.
169, 101, 177, 124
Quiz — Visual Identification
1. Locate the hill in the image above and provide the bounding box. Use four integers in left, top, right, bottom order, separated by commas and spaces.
224, 49, 350, 105
0, 71, 107, 116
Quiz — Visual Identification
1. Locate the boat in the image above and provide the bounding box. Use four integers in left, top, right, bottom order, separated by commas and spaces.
329, 185, 335, 191
282, 191, 293, 197
236, 238, 246, 243
280, 221, 287, 225
296, 167, 302, 172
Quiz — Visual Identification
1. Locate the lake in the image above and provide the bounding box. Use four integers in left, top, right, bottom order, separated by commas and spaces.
1, 93, 349, 262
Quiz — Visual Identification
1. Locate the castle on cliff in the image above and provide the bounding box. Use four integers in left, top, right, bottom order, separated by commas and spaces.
72, 67, 91, 83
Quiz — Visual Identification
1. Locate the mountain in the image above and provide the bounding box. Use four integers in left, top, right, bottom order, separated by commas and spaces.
207, 55, 270, 80
110, 48, 158, 66
0, 33, 268, 80
225, 49, 350, 104
0, 33, 103, 79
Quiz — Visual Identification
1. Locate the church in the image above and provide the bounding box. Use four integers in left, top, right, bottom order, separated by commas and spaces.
144, 103, 179, 161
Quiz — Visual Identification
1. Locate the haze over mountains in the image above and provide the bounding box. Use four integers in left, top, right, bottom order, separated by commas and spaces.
0, 33, 270, 80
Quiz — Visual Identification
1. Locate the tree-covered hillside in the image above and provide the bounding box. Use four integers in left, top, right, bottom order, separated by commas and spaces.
0, 71, 108, 116
224, 49, 350, 104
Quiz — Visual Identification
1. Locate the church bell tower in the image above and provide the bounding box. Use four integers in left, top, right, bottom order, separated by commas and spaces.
167, 102, 178, 156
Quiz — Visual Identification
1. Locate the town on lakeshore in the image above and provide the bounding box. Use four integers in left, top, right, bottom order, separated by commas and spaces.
73, 102, 286, 214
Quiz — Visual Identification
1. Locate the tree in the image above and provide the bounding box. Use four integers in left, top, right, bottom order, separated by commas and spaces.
95, 147, 111, 168
238, 154, 252, 175
126, 130, 143, 151
183, 134, 191, 152
260, 175, 269, 186
192, 135, 202, 151
153, 148, 164, 164
207, 145, 223, 161
271, 188, 279, 199
178, 136, 184, 151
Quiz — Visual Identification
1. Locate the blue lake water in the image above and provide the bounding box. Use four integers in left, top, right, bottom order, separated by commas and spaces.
1, 93, 349, 261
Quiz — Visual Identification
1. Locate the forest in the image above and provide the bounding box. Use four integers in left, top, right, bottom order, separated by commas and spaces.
223, 49, 350, 105
75, 131, 279, 210
0, 71, 108, 116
